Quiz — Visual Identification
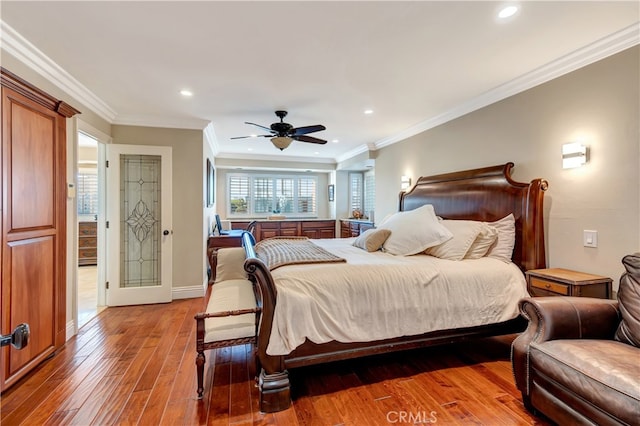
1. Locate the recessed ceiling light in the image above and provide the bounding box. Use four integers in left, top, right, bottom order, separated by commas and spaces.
498, 5, 519, 19
250, 134, 257, 138
314, 152, 319, 155
364, 109, 374, 115
332, 139, 339, 143
248, 148, 253, 151
180, 89, 193, 97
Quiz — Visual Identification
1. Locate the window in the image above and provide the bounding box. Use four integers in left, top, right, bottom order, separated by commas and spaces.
349, 172, 363, 213
77, 171, 98, 215
364, 172, 375, 217
349, 171, 375, 220
228, 173, 317, 217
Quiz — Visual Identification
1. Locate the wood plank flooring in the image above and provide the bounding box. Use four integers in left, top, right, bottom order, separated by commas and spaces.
1, 298, 550, 425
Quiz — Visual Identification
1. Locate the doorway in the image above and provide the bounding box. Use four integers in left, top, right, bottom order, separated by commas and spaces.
77, 132, 105, 328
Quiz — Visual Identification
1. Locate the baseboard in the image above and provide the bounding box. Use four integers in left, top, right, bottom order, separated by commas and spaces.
172, 285, 205, 300
66, 320, 76, 341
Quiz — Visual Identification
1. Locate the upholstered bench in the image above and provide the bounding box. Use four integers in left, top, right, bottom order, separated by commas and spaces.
195, 247, 260, 398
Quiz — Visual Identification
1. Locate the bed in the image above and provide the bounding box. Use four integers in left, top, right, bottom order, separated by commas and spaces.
242, 162, 548, 412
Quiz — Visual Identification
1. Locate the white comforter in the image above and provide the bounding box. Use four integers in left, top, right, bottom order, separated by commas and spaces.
266, 238, 529, 355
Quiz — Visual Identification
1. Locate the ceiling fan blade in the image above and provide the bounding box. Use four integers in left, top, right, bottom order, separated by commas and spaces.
230, 134, 271, 139
291, 124, 326, 136
293, 135, 327, 144
245, 122, 274, 133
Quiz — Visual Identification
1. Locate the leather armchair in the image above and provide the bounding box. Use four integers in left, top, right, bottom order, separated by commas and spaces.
512, 254, 640, 425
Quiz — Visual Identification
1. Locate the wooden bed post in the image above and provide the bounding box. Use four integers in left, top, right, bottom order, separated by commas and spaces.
243, 233, 291, 412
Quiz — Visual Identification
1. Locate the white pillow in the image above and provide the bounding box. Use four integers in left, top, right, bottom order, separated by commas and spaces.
486, 214, 516, 262
378, 205, 452, 256
425, 220, 483, 261
464, 222, 499, 259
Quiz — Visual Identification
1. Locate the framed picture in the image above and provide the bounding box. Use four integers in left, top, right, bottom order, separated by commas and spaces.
206, 158, 215, 207
328, 184, 335, 202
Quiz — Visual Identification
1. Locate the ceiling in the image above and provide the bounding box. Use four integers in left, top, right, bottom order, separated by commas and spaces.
1, 1, 638, 165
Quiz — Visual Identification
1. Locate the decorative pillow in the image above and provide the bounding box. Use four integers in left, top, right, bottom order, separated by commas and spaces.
352, 228, 391, 252
425, 220, 483, 261
214, 247, 247, 283
486, 214, 516, 262
378, 205, 452, 256
465, 223, 499, 259
615, 253, 640, 347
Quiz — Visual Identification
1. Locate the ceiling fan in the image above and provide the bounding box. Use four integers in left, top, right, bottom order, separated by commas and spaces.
231, 110, 327, 150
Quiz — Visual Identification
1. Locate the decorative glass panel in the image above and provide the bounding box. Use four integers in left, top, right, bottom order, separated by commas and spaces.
120, 154, 161, 288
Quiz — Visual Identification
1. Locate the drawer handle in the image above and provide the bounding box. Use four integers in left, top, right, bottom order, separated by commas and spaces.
545, 284, 551, 288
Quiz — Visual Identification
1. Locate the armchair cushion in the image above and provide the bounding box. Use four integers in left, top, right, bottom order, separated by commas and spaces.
530, 339, 640, 425
615, 252, 640, 347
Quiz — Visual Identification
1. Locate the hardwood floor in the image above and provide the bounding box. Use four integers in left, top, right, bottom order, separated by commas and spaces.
0, 298, 549, 425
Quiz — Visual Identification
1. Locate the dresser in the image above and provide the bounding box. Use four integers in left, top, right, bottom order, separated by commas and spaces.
340, 219, 374, 237
208, 219, 337, 283
230, 219, 336, 242
78, 221, 98, 266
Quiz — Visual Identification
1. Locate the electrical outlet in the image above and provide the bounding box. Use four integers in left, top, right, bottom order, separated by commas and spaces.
583, 230, 598, 248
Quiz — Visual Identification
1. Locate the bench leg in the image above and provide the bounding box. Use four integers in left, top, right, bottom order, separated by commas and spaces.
196, 350, 206, 398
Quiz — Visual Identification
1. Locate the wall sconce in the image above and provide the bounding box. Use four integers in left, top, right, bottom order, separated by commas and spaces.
401, 175, 412, 191
562, 143, 589, 169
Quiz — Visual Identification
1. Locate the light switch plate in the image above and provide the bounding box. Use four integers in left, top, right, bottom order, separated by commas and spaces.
583, 230, 598, 248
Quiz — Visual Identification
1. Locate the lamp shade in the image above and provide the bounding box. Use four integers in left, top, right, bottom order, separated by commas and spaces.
271, 136, 293, 150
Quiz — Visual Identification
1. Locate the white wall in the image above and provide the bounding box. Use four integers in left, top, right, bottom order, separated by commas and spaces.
375, 46, 639, 289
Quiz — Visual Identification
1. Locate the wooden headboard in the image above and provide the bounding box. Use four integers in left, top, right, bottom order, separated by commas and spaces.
399, 162, 548, 272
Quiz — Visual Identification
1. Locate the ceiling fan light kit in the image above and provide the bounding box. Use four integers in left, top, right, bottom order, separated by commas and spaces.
232, 110, 327, 151
271, 136, 293, 151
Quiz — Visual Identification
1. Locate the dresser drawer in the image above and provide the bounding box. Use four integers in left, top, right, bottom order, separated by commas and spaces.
530, 277, 569, 295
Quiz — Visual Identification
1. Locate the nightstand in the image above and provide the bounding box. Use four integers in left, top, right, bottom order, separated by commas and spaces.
526, 268, 612, 299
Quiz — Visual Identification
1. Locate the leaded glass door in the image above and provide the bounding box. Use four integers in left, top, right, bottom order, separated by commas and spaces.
106, 144, 172, 306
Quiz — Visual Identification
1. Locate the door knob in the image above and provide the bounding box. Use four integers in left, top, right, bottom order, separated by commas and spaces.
163, 230, 170, 236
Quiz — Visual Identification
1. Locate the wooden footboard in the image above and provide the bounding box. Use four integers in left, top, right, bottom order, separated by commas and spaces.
242, 162, 548, 413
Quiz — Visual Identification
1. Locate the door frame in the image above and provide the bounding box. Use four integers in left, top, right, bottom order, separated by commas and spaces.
67, 119, 111, 339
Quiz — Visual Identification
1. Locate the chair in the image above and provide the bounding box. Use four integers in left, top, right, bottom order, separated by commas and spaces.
512, 253, 640, 425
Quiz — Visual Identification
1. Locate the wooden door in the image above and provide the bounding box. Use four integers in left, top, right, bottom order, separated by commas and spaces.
1, 69, 79, 391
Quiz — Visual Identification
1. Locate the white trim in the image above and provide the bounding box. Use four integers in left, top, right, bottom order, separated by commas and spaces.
112, 114, 210, 130
215, 151, 336, 164
66, 320, 76, 341
172, 285, 205, 300
372, 22, 640, 151
204, 122, 219, 156
0, 20, 117, 123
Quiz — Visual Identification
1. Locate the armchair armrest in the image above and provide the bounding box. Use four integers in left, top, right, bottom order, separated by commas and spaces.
512, 296, 620, 395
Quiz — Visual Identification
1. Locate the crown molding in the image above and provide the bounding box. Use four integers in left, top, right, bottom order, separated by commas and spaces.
1, 20, 117, 123
204, 123, 220, 156
335, 143, 372, 164
215, 151, 336, 165
112, 114, 210, 130
373, 22, 640, 151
